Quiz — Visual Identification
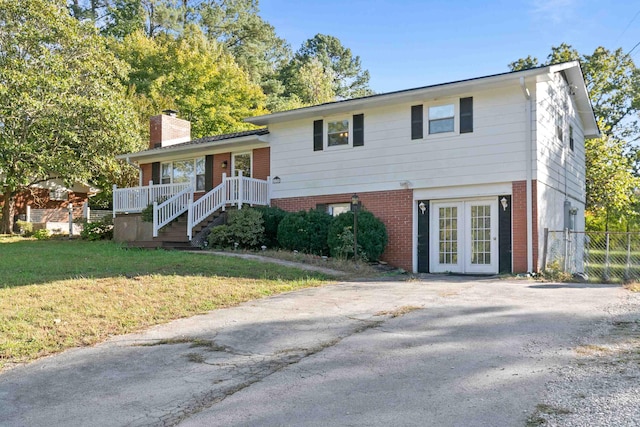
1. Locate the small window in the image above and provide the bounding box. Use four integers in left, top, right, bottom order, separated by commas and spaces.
569, 125, 574, 151
49, 189, 68, 201
161, 163, 171, 184
327, 203, 351, 217
429, 104, 454, 134
556, 110, 563, 142
327, 119, 349, 146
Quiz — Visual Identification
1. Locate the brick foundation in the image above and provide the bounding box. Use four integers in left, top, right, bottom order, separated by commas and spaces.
272, 189, 413, 271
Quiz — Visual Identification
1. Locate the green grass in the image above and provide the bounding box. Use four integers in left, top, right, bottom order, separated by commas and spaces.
0, 238, 334, 370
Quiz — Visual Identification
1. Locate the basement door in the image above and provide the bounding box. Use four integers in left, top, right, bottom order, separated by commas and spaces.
430, 199, 498, 274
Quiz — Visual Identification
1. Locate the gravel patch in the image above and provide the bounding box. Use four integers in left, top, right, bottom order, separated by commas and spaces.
529, 291, 640, 427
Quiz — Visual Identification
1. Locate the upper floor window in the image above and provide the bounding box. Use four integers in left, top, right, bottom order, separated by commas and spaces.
412, 97, 473, 140
313, 114, 364, 151
328, 119, 349, 146
161, 157, 206, 191
569, 125, 574, 151
429, 104, 455, 134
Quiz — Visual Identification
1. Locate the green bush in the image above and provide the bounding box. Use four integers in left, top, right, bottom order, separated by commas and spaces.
33, 229, 51, 240
16, 220, 34, 237
80, 217, 114, 241
327, 210, 388, 261
277, 209, 332, 255
254, 206, 288, 248
207, 208, 264, 249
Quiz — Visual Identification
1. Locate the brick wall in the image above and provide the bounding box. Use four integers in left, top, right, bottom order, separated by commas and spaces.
215, 153, 231, 186
12, 188, 88, 214
141, 163, 152, 185
272, 189, 413, 271
253, 147, 270, 180
149, 114, 190, 148
512, 180, 538, 273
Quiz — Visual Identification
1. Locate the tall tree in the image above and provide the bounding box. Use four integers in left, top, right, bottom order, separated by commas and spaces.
114, 26, 267, 137
280, 34, 373, 102
0, 0, 143, 233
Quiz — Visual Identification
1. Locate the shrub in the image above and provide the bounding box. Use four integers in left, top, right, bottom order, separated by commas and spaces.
33, 229, 51, 240
277, 209, 332, 255
254, 206, 288, 248
80, 217, 114, 241
207, 208, 264, 249
327, 210, 388, 261
16, 220, 34, 237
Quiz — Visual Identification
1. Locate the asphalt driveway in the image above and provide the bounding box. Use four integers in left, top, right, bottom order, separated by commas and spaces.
0, 276, 636, 426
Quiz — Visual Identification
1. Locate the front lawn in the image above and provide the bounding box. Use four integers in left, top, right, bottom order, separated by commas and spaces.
0, 238, 332, 370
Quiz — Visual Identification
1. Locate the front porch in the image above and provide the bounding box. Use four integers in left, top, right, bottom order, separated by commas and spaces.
113, 173, 271, 247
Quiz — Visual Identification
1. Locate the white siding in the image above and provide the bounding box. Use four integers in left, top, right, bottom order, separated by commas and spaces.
270, 83, 531, 199
534, 75, 586, 205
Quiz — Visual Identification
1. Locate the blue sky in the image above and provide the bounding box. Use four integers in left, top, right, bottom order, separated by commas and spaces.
259, 0, 640, 93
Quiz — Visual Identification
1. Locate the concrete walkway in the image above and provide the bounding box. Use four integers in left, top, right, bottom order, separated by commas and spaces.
0, 276, 635, 426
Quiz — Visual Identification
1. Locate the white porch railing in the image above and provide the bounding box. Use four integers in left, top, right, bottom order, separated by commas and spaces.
153, 186, 194, 237
113, 182, 191, 214
114, 175, 271, 240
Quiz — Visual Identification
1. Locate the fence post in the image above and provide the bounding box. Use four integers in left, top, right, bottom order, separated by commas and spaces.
604, 232, 611, 282
26, 205, 31, 223
68, 203, 73, 239
563, 228, 570, 273
152, 201, 158, 238
238, 170, 243, 210
83, 202, 90, 222
542, 228, 549, 271
112, 184, 117, 218
625, 232, 631, 281
222, 173, 227, 212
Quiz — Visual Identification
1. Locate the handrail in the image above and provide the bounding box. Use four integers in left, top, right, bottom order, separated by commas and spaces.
153, 186, 194, 237
188, 178, 227, 240
113, 182, 191, 213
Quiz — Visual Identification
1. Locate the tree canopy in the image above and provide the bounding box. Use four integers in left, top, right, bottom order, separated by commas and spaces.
0, 0, 143, 232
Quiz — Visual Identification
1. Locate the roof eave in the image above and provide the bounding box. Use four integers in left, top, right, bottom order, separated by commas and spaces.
117, 135, 269, 163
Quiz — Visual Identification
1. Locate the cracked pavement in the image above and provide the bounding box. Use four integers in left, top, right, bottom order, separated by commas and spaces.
0, 277, 635, 426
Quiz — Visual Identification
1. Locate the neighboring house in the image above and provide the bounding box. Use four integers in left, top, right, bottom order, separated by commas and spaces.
113, 61, 599, 274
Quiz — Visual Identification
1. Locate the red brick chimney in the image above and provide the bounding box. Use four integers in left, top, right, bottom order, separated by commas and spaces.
149, 110, 191, 149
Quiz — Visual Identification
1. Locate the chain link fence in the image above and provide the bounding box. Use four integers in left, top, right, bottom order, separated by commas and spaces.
543, 229, 640, 282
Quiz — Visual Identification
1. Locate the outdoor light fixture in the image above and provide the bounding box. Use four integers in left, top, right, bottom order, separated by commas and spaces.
221, 160, 228, 169
419, 201, 426, 215
501, 197, 508, 211
272, 176, 281, 184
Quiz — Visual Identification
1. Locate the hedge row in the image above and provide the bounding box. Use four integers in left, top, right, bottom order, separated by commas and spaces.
207, 206, 388, 261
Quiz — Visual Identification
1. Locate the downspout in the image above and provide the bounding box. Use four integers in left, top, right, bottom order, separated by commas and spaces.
520, 77, 534, 273
126, 156, 143, 187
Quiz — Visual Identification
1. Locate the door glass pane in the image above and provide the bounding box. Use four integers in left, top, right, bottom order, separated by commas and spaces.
470, 205, 491, 265
439, 206, 457, 264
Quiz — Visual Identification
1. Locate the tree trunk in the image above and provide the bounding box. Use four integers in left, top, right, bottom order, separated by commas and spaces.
1, 190, 15, 234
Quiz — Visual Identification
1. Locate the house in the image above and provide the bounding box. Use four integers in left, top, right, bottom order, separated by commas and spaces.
113, 61, 599, 274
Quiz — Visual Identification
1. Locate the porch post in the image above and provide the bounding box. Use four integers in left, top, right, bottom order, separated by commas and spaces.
267, 175, 271, 206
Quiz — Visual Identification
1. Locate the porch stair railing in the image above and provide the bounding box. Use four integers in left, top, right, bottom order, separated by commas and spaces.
115, 174, 271, 241
153, 186, 194, 237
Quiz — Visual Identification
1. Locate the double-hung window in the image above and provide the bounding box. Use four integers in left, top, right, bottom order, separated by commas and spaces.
428, 104, 455, 134
327, 119, 350, 147
160, 157, 206, 191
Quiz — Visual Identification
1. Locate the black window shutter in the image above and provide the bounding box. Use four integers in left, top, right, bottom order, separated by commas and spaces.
411, 105, 423, 140
353, 114, 364, 147
313, 119, 323, 151
151, 162, 160, 185
205, 155, 214, 191
460, 97, 473, 133
316, 203, 327, 213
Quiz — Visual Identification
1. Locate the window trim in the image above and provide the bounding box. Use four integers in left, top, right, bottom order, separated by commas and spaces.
428, 103, 456, 135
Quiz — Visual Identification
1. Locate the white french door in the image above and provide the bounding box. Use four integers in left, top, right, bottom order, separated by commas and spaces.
430, 199, 498, 274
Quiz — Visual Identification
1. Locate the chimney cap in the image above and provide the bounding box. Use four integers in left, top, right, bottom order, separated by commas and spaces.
162, 109, 179, 117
